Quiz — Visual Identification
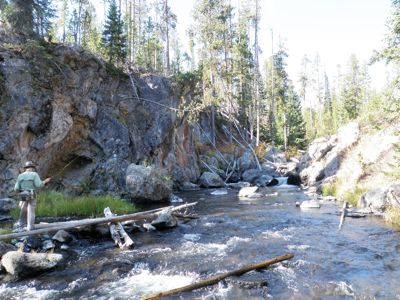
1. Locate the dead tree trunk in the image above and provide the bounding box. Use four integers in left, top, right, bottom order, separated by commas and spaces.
104, 207, 135, 249
0, 203, 197, 241
338, 201, 348, 230
140, 253, 294, 300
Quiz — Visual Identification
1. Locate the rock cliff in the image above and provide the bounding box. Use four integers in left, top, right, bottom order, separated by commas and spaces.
0, 38, 200, 197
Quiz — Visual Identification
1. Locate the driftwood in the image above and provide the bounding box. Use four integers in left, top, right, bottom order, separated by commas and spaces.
0, 203, 197, 241
104, 207, 134, 249
140, 253, 294, 300
338, 201, 348, 230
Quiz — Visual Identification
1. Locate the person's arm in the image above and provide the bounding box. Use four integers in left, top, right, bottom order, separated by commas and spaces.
33, 173, 45, 188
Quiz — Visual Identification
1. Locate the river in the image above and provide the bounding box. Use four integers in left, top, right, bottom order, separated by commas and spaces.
1, 185, 400, 299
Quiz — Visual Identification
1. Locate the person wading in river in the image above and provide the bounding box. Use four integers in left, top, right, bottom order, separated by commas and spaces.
14, 161, 51, 231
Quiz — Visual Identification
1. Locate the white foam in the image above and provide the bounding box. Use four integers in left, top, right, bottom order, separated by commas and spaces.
226, 236, 251, 247
180, 241, 227, 256
84, 269, 197, 300
0, 284, 58, 300
261, 228, 293, 241
287, 244, 311, 251
183, 233, 201, 242
203, 222, 216, 227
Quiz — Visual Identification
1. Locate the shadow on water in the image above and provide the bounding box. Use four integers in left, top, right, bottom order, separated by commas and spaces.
1, 186, 400, 299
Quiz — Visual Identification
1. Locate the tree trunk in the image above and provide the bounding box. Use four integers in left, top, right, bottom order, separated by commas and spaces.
104, 207, 135, 249
0, 203, 197, 241
141, 253, 294, 300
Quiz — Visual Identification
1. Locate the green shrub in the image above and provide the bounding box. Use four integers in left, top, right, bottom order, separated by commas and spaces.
343, 186, 367, 207
10, 191, 135, 219
384, 206, 400, 228
321, 181, 338, 197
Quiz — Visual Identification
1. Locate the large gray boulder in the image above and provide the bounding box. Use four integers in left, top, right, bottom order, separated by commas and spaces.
199, 172, 224, 188
238, 150, 256, 172
242, 169, 274, 187
151, 208, 177, 230
126, 164, 172, 202
1, 251, 63, 277
358, 183, 400, 214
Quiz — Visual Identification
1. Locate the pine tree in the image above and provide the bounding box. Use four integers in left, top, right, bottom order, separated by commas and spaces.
7, 0, 34, 37
32, 0, 56, 40
102, 0, 127, 65
286, 83, 307, 149
341, 54, 365, 120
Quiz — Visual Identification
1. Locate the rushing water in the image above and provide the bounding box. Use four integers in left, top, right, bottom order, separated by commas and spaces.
1, 185, 400, 300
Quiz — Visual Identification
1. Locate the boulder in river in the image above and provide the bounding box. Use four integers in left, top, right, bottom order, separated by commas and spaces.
52, 230, 74, 244
199, 172, 224, 188
238, 186, 259, 197
242, 169, 273, 187
300, 199, 321, 209
151, 208, 177, 230
126, 164, 172, 202
1, 251, 63, 277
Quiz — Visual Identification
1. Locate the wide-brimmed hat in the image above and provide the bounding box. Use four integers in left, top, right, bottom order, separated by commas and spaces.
23, 161, 36, 169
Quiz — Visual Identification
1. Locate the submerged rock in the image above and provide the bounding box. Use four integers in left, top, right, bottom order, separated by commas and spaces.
211, 189, 228, 195
1, 251, 63, 277
226, 182, 251, 189
238, 186, 259, 197
300, 199, 321, 209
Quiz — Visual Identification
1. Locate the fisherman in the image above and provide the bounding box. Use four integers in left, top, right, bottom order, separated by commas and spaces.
14, 161, 51, 231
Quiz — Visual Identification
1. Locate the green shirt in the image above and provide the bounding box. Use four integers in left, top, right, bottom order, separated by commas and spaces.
14, 171, 45, 191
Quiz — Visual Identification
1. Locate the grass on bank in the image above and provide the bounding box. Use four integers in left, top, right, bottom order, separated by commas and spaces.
384, 206, 400, 228
10, 190, 136, 219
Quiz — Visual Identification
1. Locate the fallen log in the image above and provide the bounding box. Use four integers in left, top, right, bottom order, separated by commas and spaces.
104, 207, 134, 249
0, 202, 197, 241
338, 201, 348, 230
140, 253, 294, 300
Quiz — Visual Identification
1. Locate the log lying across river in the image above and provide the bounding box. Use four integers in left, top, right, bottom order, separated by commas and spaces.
141, 253, 295, 300
0, 202, 197, 241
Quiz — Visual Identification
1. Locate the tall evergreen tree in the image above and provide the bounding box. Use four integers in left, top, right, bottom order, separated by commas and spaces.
286, 83, 307, 149
32, 0, 56, 39
7, 0, 34, 37
341, 54, 365, 120
102, 0, 127, 65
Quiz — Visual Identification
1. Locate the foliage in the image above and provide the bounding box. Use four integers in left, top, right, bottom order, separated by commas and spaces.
343, 186, 367, 207
255, 143, 267, 160
10, 191, 136, 219
384, 206, 400, 228
321, 181, 338, 197
102, 0, 127, 65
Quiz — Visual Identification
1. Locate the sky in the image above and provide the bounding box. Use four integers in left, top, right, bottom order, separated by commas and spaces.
170, 0, 394, 90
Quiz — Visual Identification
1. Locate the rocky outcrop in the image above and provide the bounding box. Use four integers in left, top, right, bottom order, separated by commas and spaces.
358, 183, 400, 214
0, 40, 201, 196
126, 164, 172, 202
298, 122, 361, 186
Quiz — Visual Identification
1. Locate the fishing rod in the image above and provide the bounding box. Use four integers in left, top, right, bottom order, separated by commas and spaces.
50, 156, 80, 180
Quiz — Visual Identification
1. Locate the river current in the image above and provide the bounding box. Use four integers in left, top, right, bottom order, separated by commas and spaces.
1, 185, 400, 299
